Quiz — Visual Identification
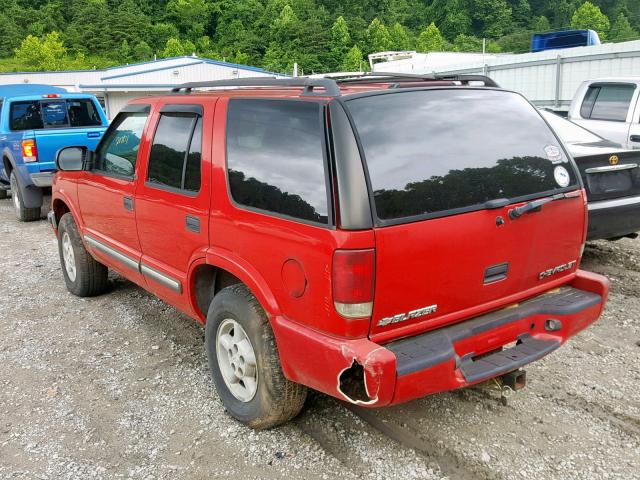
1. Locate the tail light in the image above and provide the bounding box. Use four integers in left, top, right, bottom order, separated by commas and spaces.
333, 249, 375, 319
22, 140, 37, 162
42, 94, 60, 98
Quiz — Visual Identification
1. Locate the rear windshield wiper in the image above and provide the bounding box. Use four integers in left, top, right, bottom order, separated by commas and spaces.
508, 191, 580, 220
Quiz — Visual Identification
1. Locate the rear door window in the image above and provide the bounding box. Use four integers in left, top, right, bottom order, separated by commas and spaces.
10, 99, 102, 130
226, 99, 330, 225
346, 89, 579, 223
580, 84, 635, 122
147, 113, 202, 193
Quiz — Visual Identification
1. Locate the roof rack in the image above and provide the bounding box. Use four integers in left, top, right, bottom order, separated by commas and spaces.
171, 77, 341, 97
170, 72, 500, 98
335, 72, 500, 88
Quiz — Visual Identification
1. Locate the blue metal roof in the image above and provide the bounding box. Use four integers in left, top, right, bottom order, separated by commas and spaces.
0, 84, 67, 97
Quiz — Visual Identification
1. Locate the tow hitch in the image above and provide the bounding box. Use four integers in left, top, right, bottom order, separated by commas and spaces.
497, 369, 527, 405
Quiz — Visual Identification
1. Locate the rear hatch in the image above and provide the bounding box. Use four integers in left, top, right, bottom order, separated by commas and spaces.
10, 97, 106, 172
569, 143, 640, 202
344, 88, 586, 340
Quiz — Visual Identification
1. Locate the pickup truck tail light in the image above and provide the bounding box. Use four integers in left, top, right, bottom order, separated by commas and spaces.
22, 139, 37, 162
333, 249, 375, 319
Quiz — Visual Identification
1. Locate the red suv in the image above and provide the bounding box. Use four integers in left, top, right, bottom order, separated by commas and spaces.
49, 74, 609, 428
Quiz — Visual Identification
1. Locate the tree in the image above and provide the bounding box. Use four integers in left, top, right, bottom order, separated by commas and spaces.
133, 41, 154, 61
165, 0, 211, 41
365, 18, 393, 54
417, 23, 447, 52
341, 45, 367, 71
571, 2, 611, 40
0, 16, 22, 58
162, 38, 187, 57
472, 0, 513, 38
15, 31, 66, 70
389, 22, 412, 50
329, 16, 351, 69
119, 40, 131, 63
609, 12, 637, 42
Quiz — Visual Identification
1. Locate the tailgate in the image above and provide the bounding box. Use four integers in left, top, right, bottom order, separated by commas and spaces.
34, 127, 105, 171
343, 88, 585, 340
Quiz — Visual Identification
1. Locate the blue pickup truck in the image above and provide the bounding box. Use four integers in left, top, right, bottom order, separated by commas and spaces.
0, 84, 108, 221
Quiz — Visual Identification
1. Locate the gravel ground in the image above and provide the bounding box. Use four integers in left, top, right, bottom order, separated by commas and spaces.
0, 196, 638, 480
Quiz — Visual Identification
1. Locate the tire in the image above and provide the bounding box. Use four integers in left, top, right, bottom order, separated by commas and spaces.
10, 171, 40, 222
205, 284, 307, 429
57, 213, 109, 297
0, 189, 7, 200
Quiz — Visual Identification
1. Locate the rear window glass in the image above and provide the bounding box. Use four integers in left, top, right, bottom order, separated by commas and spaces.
226, 99, 329, 225
10, 99, 102, 130
347, 89, 578, 222
580, 84, 635, 122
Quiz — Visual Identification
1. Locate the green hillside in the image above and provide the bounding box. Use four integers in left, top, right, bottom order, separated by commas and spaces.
0, 0, 638, 74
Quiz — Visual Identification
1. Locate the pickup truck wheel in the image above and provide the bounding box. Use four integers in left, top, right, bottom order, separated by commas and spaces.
205, 284, 307, 429
10, 171, 40, 222
57, 213, 108, 297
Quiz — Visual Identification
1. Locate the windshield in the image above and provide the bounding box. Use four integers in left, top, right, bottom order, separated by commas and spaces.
346, 89, 579, 223
540, 109, 602, 144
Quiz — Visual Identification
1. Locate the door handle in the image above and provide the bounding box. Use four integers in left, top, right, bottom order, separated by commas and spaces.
123, 196, 134, 211
87, 132, 101, 138
185, 215, 200, 233
630, 135, 640, 143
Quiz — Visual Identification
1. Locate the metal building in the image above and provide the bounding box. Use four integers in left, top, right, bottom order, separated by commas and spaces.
372, 40, 640, 111
0, 56, 284, 119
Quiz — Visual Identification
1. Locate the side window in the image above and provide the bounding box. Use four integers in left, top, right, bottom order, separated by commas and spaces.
581, 84, 635, 122
226, 99, 329, 225
94, 112, 148, 178
147, 113, 202, 193
10, 101, 43, 130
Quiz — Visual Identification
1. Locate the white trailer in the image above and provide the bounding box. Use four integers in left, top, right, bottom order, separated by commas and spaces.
372, 40, 640, 111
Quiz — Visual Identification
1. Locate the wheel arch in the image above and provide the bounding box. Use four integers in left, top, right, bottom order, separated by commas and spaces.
189, 251, 281, 324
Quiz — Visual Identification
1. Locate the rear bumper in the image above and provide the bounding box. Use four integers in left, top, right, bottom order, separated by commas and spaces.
273, 270, 609, 407
587, 194, 640, 240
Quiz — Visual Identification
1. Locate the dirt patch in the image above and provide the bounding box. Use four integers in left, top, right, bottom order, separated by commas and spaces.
0, 197, 638, 480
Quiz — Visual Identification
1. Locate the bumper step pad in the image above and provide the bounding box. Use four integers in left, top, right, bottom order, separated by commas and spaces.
459, 335, 559, 383
386, 286, 601, 377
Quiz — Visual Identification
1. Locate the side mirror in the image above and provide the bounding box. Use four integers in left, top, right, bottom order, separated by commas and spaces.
56, 146, 87, 171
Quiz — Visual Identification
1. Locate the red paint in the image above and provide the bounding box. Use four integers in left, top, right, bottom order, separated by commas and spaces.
50, 86, 609, 408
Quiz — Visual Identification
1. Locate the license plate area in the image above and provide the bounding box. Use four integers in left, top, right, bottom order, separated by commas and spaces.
587, 170, 633, 195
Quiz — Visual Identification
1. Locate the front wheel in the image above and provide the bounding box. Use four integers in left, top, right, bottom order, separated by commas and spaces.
205, 284, 307, 429
57, 213, 109, 297
10, 171, 40, 222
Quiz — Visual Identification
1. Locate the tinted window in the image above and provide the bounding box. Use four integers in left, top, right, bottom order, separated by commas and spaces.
184, 117, 202, 192
94, 112, 148, 177
581, 84, 635, 121
67, 99, 102, 127
347, 89, 578, 222
10, 99, 102, 130
10, 101, 43, 130
147, 113, 202, 193
148, 114, 194, 190
226, 99, 329, 224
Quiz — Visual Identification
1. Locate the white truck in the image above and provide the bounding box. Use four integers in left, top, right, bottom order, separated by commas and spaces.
568, 78, 640, 149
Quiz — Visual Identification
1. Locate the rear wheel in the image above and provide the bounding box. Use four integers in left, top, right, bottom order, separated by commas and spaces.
205, 284, 307, 429
10, 171, 40, 222
57, 213, 108, 297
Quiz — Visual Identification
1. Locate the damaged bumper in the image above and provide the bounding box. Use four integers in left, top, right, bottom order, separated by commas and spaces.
272, 270, 609, 406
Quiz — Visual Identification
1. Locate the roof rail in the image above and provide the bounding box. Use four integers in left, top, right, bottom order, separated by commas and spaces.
336, 72, 500, 88
171, 77, 341, 97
